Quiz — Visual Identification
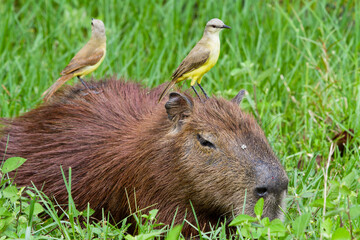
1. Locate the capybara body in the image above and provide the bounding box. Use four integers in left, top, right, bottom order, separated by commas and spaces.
0, 79, 288, 236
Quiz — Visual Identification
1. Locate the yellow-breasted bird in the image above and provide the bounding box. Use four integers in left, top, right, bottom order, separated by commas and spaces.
158, 18, 230, 102
43, 18, 106, 102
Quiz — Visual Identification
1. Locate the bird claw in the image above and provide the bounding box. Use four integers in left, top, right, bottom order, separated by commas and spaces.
80, 87, 103, 96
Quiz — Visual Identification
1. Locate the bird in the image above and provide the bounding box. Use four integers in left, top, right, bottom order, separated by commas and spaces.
158, 18, 230, 102
43, 18, 106, 102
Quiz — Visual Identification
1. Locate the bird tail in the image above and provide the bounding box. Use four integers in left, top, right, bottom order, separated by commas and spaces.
42, 74, 74, 102
158, 80, 177, 103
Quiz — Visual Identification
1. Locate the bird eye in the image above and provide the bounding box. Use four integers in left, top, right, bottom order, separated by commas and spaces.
211, 25, 216, 28
197, 134, 216, 149
91, 22, 94, 26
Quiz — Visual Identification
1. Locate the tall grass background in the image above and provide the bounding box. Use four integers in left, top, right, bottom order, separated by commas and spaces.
0, 0, 359, 239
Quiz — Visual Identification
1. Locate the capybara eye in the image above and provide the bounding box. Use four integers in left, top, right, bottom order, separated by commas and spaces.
197, 134, 216, 149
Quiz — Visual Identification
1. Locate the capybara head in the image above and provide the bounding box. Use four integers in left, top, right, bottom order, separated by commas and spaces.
163, 91, 288, 221
0, 78, 288, 236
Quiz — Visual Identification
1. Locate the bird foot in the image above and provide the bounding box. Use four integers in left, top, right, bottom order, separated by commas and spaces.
80, 86, 103, 96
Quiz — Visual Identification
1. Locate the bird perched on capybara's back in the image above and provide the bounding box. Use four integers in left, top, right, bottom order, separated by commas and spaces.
0, 78, 288, 236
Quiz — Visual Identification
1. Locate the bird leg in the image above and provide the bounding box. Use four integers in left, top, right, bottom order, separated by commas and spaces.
77, 76, 102, 95
197, 83, 209, 99
191, 86, 202, 101
78, 76, 90, 90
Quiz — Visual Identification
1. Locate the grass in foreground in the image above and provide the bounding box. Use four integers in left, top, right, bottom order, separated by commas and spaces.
0, 156, 359, 239
0, 0, 359, 239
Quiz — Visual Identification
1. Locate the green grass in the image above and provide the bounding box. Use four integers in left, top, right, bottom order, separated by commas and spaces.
0, 0, 359, 239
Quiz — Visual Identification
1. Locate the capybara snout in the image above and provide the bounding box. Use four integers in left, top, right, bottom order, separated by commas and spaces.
254, 162, 289, 197
253, 161, 289, 219
0, 79, 288, 236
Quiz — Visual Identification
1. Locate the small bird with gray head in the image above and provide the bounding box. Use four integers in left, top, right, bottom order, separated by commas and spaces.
43, 18, 106, 102
158, 18, 230, 102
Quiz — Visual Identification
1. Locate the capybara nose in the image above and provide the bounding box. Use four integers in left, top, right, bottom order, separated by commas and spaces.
255, 178, 288, 198
255, 163, 289, 198
255, 186, 268, 198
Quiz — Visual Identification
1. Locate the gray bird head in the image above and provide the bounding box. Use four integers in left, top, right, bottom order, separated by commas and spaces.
205, 18, 231, 34
91, 18, 106, 39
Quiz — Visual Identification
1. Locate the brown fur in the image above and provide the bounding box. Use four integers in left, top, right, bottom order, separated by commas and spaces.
0, 78, 288, 236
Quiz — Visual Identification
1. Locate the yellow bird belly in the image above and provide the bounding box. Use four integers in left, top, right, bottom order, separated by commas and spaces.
76, 49, 106, 78
178, 48, 219, 86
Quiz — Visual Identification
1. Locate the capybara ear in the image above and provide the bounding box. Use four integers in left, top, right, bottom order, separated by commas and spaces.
231, 89, 246, 105
165, 92, 193, 125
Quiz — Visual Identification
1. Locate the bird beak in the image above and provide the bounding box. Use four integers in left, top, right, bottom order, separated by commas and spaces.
91, 18, 94, 21
222, 24, 231, 29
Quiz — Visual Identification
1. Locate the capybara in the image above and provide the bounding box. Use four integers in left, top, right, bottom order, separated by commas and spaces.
0, 78, 288, 236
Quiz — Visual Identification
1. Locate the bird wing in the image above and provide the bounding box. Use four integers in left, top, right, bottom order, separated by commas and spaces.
171, 45, 210, 80
60, 48, 105, 75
